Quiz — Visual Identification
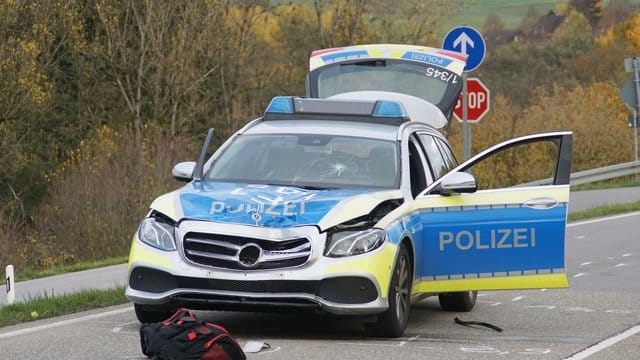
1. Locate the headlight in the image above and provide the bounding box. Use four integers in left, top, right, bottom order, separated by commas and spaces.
325, 228, 386, 257
137, 217, 176, 251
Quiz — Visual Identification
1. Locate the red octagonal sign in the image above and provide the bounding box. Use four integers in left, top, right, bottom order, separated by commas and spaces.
453, 78, 490, 123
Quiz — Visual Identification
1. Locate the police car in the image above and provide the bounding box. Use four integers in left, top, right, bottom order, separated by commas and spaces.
126, 45, 573, 337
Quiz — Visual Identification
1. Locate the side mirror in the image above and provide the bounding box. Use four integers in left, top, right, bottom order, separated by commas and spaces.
439, 172, 477, 196
172, 161, 196, 182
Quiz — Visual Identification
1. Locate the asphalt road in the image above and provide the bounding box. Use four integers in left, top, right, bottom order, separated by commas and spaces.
1, 210, 638, 359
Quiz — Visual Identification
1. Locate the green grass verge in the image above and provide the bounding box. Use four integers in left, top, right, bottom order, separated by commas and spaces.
0, 286, 129, 328
571, 176, 640, 192
568, 200, 640, 222
15, 256, 128, 282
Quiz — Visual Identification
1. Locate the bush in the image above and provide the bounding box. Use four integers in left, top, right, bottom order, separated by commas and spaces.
3, 124, 196, 269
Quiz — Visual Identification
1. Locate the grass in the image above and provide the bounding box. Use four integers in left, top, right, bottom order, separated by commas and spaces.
439, 0, 560, 33
568, 200, 640, 222
15, 256, 128, 282
571, 175, 640, 192
0, 286, 129, 328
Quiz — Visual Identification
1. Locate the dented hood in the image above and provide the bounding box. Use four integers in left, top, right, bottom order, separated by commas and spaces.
151, 182, 402, 230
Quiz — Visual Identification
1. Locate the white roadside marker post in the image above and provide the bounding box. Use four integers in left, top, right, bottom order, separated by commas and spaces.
6, 265, 15, 305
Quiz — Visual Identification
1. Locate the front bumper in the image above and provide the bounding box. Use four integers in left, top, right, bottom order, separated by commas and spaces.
125, 221, 397, 315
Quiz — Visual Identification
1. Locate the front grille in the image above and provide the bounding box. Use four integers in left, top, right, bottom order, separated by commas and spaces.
183, 232, 311, 270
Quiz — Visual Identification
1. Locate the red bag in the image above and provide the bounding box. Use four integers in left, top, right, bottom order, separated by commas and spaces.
139, 307, 246, 360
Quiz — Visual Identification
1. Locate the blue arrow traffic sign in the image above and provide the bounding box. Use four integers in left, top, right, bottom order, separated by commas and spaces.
442, 26, 486, 72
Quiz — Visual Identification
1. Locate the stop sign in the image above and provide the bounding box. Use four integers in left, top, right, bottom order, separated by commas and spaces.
453, 78, 490, 122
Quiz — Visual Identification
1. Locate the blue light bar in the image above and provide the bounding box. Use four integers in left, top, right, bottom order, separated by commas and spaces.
265, 96, 294, 113
373, 100, 408, 118
263, 96, 410, 125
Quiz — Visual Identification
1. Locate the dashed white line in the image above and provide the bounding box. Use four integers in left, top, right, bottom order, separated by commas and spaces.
622, 253, 633, 257
573, 273, 585, 278
615, 263, 626, 267
512, 296, 525, 302
580, 262, 593, 266
605, 309, 634, 314
524, 305, 556, 310
564, 324, 640, 360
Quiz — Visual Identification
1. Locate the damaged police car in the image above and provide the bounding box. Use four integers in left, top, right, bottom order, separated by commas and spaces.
126, 45, 572, 337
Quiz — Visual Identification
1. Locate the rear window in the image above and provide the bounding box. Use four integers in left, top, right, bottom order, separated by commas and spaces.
308, 59, 462, 117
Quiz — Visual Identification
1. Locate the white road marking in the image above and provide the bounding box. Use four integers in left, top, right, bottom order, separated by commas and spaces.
567, 211, 640, 228
565, 307, 595, 313
580, 262, 593, 266
523, 305, 556, 310
622, 253, 633, 257
512, 296, 524, 302
540, 288, 547, 292
0, 307, 132, 339
605, 309, 634, 314
563, 324, 640, 360
615, 263, 626, 267
573, 273, 585, 278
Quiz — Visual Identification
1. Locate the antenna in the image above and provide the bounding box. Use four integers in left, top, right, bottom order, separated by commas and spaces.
193, 128, 215, 181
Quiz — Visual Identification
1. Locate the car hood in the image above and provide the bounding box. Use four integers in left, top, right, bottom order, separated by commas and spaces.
154, 182, 402, 229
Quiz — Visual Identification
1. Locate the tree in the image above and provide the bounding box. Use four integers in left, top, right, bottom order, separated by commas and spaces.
518, 6, 541, 35
569, 0, 604, 27
482, 13, 505, 49
549, 10, 595, 60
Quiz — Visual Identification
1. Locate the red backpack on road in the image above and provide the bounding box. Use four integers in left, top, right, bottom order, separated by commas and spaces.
139, 308, 246, 360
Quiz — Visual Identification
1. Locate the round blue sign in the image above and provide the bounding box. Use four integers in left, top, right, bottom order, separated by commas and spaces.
442, 26, 486, 72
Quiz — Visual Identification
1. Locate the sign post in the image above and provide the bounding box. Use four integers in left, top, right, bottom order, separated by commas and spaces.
443, 26, 486, 160
620, 57, 640, 162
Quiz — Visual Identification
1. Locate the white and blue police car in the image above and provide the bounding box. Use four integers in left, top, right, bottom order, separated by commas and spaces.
126, 45, 573, 337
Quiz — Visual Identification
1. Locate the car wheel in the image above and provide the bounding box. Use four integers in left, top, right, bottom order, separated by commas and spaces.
367, 244, 412, 337
134, 303, 176, 323
438, 291, 477, 312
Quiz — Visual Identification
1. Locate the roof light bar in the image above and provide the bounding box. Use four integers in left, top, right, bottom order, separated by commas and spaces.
373, 100, 408, 118
263, 96, 410, 125
265, 96, 294, 113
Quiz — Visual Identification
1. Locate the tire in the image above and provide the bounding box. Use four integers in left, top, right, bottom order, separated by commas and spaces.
438, 291, 477, 312
134, 303, 176, 323
367, 244, 412, 337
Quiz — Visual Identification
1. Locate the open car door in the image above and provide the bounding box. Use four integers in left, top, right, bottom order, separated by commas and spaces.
306, 44, 467, 124
413, 132, 572, 293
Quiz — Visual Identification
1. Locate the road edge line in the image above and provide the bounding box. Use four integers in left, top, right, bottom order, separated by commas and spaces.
563, 323, 640, 360
567, 211, 640, 227
0, 306, 132, 339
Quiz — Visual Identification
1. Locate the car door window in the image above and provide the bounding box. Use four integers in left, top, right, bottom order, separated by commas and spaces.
462, 139, 561, 190
435, 138, 457, 169
408, 137, 430, 198
417, 134, 449, 179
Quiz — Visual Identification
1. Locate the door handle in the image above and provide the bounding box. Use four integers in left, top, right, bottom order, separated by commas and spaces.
524, 197, 558, 209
